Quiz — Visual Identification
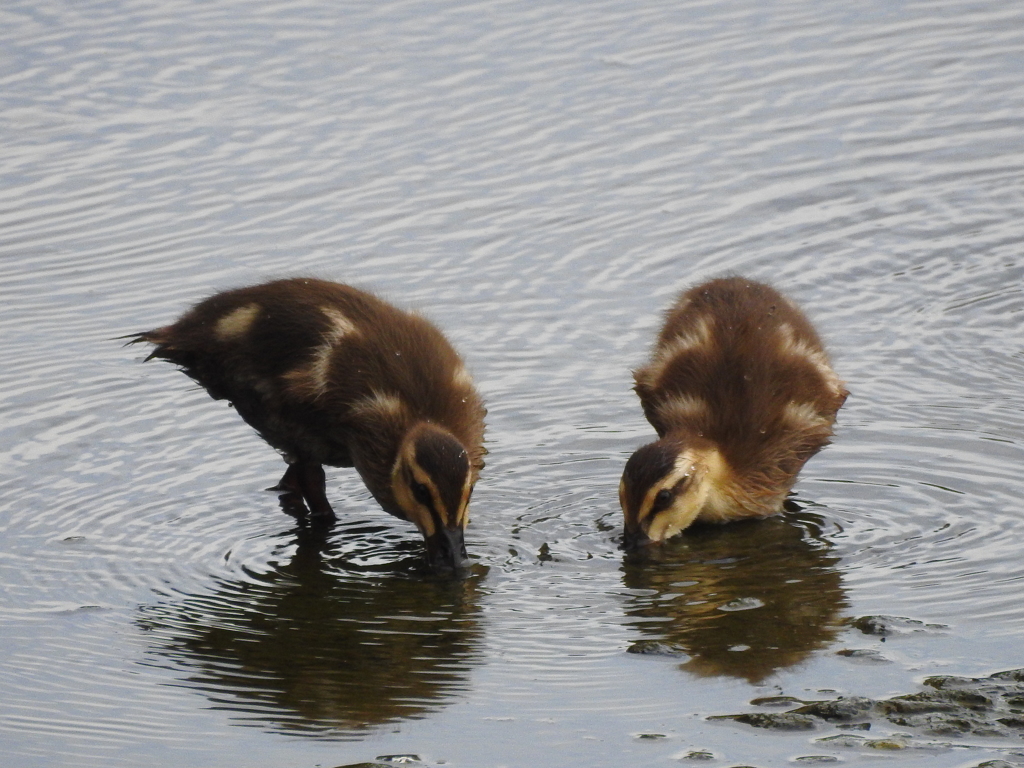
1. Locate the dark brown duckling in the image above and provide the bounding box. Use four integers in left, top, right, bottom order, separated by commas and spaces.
620, 277, 847, 548
130, 277, 486, 571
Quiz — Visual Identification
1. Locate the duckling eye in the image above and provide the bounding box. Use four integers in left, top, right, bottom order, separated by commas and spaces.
654, 489, 673, 508
411, 481, 433, 507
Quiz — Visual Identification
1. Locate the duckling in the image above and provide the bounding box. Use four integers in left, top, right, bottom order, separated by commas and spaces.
129, 278, 486, 571
620, 277, 847, 548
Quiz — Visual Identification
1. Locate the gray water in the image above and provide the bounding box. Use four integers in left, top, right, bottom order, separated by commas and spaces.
2, 0, 1024, 766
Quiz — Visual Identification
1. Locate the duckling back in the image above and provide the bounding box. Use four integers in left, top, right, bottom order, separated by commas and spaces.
625, 277, 846, 538
138, 278, 485, 470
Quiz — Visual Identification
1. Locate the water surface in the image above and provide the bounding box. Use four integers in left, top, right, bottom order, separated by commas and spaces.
2, 0, 1024, 766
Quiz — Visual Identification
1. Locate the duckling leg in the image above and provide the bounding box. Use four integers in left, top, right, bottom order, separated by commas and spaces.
296, 461, 335, 521
270, 461, 336, 521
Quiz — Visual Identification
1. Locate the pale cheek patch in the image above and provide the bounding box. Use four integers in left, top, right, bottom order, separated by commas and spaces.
390, 455, 437, 538
637, 455, 697, 524
456, 475, 473, 527
215, 303, 260, 341
777, 323, 844, 397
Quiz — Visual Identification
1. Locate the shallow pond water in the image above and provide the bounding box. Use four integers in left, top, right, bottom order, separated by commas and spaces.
3, 0, 1024, 766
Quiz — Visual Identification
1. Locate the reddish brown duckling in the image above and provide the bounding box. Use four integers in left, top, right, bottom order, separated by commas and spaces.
620, 277, 847, 548
130, 278, 486, 571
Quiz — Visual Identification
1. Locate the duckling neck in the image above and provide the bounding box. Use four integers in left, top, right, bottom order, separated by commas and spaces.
349, 430, 407, 518
667, 436, 741, 523
679, 436, 789, 522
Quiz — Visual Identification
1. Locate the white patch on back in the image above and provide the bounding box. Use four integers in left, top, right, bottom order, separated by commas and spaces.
215, 303, 260, 341
656, 394, 709, 426
320, 306, 358, 344
648, 315, 713, 380
777, 323, 844, 396
783, 400, 829, 430
300, 307, 360, 395
350, 390, 405, 420
281, 306, 360, 399
452, 364, 474, 390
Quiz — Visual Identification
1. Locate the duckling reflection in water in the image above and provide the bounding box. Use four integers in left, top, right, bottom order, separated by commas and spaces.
622, 513, 847, 683
138, 530, 483, 734
621, 277, 847, 548
129, 278, 486, 572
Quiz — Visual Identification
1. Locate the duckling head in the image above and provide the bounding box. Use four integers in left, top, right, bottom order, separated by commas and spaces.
619, 438, 723, 549
391, 422, 474, 572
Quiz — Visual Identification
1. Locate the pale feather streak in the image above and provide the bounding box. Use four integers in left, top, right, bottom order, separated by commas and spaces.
649, 315, 713, 381
214, 303, 260, 341
777, 323, 844, 397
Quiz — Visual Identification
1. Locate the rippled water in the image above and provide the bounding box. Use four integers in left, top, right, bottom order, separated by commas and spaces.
3, 0, 1024, 766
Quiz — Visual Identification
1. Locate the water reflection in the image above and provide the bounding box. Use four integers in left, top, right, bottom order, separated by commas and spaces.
621, 511, 847, 683
138, 530, 483, 737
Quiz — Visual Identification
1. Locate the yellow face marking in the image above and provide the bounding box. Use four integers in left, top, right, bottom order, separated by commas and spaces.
637, 450, 699, 525
456, 472, 473, 527
389, 436, 471, 537
777, 323, 844, 398
641, 447, 728, 542
390, 437, 435, 537
214, 303, 260, 341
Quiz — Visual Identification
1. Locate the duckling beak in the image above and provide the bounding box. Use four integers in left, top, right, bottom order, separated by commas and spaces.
425, 524, 469, 573
622, 527, 654, 551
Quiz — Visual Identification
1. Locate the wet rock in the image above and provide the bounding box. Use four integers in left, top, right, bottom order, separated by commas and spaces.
841, 721, 872, 730
715, 712, 819, 730
792, 696, 875, 722
880, 689, 993, 717
865, 735, 911, 750
815, 734, 867, 747
717, 666, 1024, 743
925, 674, 986, 690
885, 711, 978, 736
836, 648, 890, 663
750, 695, 805, 708
627, 639, 688, 657
679, 749, 716, 760
793, 757, 839, 764
992, 669, 1024, 683
852, 615, 947, 636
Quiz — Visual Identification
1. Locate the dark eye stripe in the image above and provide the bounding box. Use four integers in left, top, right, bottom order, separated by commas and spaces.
412, 481, 433, 507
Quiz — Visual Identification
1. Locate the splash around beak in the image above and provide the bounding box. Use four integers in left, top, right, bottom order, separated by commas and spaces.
425, 524, 470, 574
